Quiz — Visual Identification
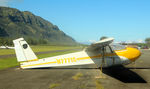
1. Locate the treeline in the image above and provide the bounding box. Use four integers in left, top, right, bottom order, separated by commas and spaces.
135, 37, 150, 48
26, 38, 48, 45
0, 37, 48, 46
145, 37, 150, 48
0, 37, 12, 46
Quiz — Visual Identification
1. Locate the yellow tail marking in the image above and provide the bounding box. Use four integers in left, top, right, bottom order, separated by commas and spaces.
21, 61, 56, 67
27, 59, 39, 62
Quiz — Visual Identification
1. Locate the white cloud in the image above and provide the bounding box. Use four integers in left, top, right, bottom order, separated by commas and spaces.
0, 0, 10, 6
118, 39, 144, 44
114, 41, 121, 44
0, 0, 23, 6
88, 40, 97, 43
79, 40, 97, 45
136, 39, 144, 43
127, 39, 144, 43
125, 40, 134, 43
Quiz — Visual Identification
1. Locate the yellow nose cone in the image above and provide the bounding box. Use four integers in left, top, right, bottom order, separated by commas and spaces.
126, 47, 141, 62
115, 47, 141, 62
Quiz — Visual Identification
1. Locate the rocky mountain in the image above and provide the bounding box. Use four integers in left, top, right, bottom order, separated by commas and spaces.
0, 7, 77, 45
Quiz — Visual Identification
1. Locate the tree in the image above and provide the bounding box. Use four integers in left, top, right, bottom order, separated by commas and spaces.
0, 37, 13, 46
100, 36, 108, 40
26, 38, 38, 45
38, 39, 48, 44
145, 37, 150, 47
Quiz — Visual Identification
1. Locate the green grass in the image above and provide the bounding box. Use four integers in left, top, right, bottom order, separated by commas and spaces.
0, 57, 19, 69
72, 72, 83, 80
0, 49, 80, 70
31, 45, 82, 53
0, 49, 15, 55
49, 83, 60, 89
95, 80, 104, 89
0, 45, 82, 55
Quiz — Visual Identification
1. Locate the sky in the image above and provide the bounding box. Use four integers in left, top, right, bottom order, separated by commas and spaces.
0, 0, 150, 43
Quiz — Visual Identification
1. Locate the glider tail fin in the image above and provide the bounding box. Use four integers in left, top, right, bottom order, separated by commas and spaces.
13, 38, 38, 62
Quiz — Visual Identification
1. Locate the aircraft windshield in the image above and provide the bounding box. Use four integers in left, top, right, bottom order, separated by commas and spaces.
110, 43, 126, 51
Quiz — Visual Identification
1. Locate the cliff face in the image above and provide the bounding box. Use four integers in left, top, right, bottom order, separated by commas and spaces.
0, 7, 76, 45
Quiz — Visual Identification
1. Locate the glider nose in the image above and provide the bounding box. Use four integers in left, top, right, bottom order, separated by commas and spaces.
126, 47, 141, 62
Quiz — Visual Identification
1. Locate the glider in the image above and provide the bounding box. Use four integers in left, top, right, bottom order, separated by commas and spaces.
13, 37, 141, 69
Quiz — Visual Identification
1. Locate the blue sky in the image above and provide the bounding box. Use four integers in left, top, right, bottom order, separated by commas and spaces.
1, 0, 150, 43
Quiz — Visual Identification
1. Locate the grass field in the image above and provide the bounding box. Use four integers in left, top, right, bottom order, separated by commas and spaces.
0, 45, 82, 55
0, 45, 82, 70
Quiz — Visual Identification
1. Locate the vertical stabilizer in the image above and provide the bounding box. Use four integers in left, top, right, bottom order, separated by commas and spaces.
13, 38, 38, 62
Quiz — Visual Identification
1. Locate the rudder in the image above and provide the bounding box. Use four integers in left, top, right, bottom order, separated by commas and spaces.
13, 38, 38, 62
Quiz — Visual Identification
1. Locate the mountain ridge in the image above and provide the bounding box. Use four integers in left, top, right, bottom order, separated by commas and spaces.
0, 6, 77, 45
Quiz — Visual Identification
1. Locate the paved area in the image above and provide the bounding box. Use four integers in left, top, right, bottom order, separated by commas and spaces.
0, 49, 150, 89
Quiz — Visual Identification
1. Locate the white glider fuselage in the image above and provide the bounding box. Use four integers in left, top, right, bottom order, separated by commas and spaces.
13, 38, 141, 69
20, 47, 140, 69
